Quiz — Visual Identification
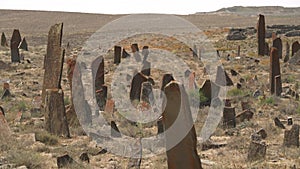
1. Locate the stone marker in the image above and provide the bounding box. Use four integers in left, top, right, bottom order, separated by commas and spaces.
92, 57, 105, 96
292, 41, 300, 57
142, 46, 149, 62
111, 121, 121, 138
1, 89, 11, 100
42, 23, 65, 104
18, 37, 28, 51
274, 117, 285, 129
237, 45, 240, 56
256, 128, 267, 139
141, 81, 154, 104
247, 141, 267, 161
241, 101, 251, 111
141, 60, 151, 76
257, 14, 266, 56
57, 154, 74, 168
122, 49, 130, 58
114, 46, 121, 64
199, 79, 220, 105
271, 32, 277, 41
223, 107, 236, 128
236, 109, 253, 123
287, 117, 293, 125
96, 85, 107, 111
44, 89, 70, 137
215, 66, 233, 86
264, 42, 270, 56
104, 99, 115, 114
1, 32, 8, 47
131, 43, 141, 62
272, 38, 282, 59
79, 153, 89, 163
127, 138, 142, 169
274, 75, 282, 96
10, 29, 22, 62
162, 81, 202, 169
270, 47, 281, 95
130, 72, 148, 102
284, 41, 290, 62
283, 124, 299, 147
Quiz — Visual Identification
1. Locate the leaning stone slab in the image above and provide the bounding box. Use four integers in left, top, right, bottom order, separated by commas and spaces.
10, 29, 22, 62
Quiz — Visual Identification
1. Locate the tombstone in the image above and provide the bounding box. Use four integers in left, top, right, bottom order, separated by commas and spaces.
141, 82, 154, 104
111, 121, 121, 138
162, 81, 202, 169
157, 117, 164, 135
127, 138, 142, 169
247, 141, 267, 161
264, 42, 270, 56
18, 37, 28, 51
92, 57, 105, 96
256, 128, 267, 139
104, 99, 115, 114
142, 46, 149, 62
224, 99, 231, 107
44, 89, 70, 137
287, 117, 293, 126
274, 75, 282, 96
141, 60, 151, 76
241, 101, 251, 111
272, 38, 283, 59
130, 72, 148, 102
271, 32, 277, 41
274, 117, 285, 129
270, 47, 281, 95
223, 107, 236, 128
283, 124, 299, 147
257, 14, 266, 56
57, 154, 74, 168
96, 85, 107, 111
79, 153, 89, 163
236, 110, 254, 123
292, 41, 300, 57
122, 49, 130, 58
10, 29, 22, 62
1, 89, 11, 100
230, 69, 238, 76
199, 79, 220, 104
215, 66, 233, 86
161, 74, 175, 97
114, 46, 121, 64
1, 32, 8, 47
284, 42, 290, 62
42, 23, 65, 104
237, 45, 240, 56
131, 43, 141, 62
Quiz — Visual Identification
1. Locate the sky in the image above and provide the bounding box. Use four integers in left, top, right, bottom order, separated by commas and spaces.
1, 0, 300, 15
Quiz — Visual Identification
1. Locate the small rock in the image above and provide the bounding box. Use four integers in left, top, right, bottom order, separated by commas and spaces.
79, 152, 89, 163
253, 90, 263, 98
256, 128, 267, 139
57, 154, 74, 168
274, 117, 285, 129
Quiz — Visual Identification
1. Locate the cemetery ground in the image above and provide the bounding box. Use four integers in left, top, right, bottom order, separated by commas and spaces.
1, 9, 300, 168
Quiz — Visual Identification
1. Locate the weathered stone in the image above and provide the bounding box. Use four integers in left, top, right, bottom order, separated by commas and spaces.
141, 82, 153, 104
224, 99, 231, 107
122, 49, 130, 58
257, 14, 266, 56
241, 101, 251, 111
237, 45, 240, 56
111, 121, 121, 138
91, 57, 105, 95
114, 46, 121, 64
272, 38, 282, 59
1, 32, 8, 47
130, 72, 149, 102
292, 41, 300, 57
274, 75, 282, 96
57, 154, 74, 168
79, 152, 89, 163
10, 29, 22, 62
271, 32, 277, 41
141, 60, 151, 76
247, 141, 267, 162
44, 89, 70, 137
105, 99, 115, 114
223, 107, 236, 128
288, 117, 293, 125
227, 31, 246, 40
215, 66, 233, 86
270, 47, 281, 95
142, 46, 149, 62
199, 79, 220, 104
127, 138, 142, 169
18, 37, 28, 51
236, 110, 253, 123
131, 43, 141, 62
1, 89, 11, 99
284, 42, 290, 63
256, 128, 267, 139
96, 85, 107, 111
283, 124, 299, 147
264, 42, 270, 56
230, 69, 238, 76
162, 81, 202, 169
274, 117, 285, 129
42, 23, 65, 104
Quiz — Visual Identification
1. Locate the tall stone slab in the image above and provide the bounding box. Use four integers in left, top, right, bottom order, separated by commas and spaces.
284, 42, 290, 63
272, 38, 282, 59
114, 46, 121, 64
130, 72, 148, 102
1, 32, 8, 47
215, 66, 233, 86
92, 57, 105, 96
275, 75, 282, 96
270, 47, 281, 95
10, 29, 22, 62
283, 124, 299, 147
18, 37, 28, 51
42, 23, 65, 104
162, 81, 202, 169
292, 41, 300, 57
257, 14, 266, 56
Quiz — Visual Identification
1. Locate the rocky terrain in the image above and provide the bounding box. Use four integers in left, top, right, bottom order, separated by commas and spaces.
0, 7, 300, 169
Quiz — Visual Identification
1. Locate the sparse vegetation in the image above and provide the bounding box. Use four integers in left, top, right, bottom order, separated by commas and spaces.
35, 131, 59, 145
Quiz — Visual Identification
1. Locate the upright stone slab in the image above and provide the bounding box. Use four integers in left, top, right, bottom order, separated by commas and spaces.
247, 141, 267, 162
10, 29, 22, 62
199, 79, 220, 103
142, 46, 149, 62
162, 81, 202, 169
275, 75, 282, 96
131, 43, 141, 62
44, 89, 70, 137
271, 32, 277, 41
127, 138, 142, 169
223, 107, 236, 128
237, 45, 240, 56
1, 32, 8, 47
111, 121, 121, 138
273, 38, 283, 59
270, 47, 281, 95
122, 49, 130, 58
284, 42, 290, 63
42, 23, 65, 104
257, 14, 266, 56
264, 42, 270, 56
130, 72, 148, 101
18, 37, 28, 51
141, 60, 151, 76
215, 66, 233, 86
141, 81, 154, 104
114, 46, 121, 64
283, 124, 299, 147
92, 57, 105, 95
96, 85, 107, 111
292, 41, 300, 57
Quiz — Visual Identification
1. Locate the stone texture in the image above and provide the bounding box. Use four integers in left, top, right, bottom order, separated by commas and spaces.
272, 38, 282, 59
199, 79, 220, 105
141, 81, 154, 104
127, 138, 142, 169
283, 124, 299, 147
292, 41, 300, 57
236, 110, 253, 123
1, 32, 8, 47
247, 141, 267, 162
131, 43, 141, 62
130, 72, 149, 102
274, 117, 285, 129
284, 41, 290, 63
142, 46, 149, 62
223, 107, 236, 128
18, 37, 28, 51
122, 49, 130, 58
141, 60, 151, 76
275, 75, 282, 96
114, 45, 121, 64
57, 154, 74, 168
111, 121, 121, 138
10, 29, 22, 62
44, 89, 70, 137
215, 66, 233, 86
79, 153, 89, 163
104, 99, 115, 114
42, 23, 65, 104
91, 57, 105, 96
270, 47, 281, 95
257, 14, 266, 56
162, 81, 202, 169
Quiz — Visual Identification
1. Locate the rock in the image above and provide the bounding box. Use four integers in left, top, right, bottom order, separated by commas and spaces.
127, 138, 142, 169
230, 69, 238, 76
272, 38, 283, 59
18, 37, 28, 51
251, 133, 262, 142
10, 29, 22, 62
253, 89, 263, 98
226, 31, 247, 40
236, 110, 254, 123
223, 107, 236, 128
256, 128, 267, 139
274, 117, 285, 129
104, 99, 115, 114
57, 154, 74, 168
130, 72, 149, 102
79, 152, 89, 163
247, 141, 267, 162
215, 66, 233, 86
285, 30, 300, 37
141, 81, 154, 104
1, 32, 8, 47
199, 79, 220, 105
91, 57, 105, 96
1, 89, 11, 99
111, 121, 121, 138
292, 41, 300, 57
141, 60, 151, 76
287, 117, 293, 125
122, 49, 130, 58
283, 124, 299, 147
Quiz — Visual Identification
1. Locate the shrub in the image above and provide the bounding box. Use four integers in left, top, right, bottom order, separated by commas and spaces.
35, 131, 59, 146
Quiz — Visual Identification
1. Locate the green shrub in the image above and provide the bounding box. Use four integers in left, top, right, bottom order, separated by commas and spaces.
35, 131, 59, 146
227, 88, 245, 97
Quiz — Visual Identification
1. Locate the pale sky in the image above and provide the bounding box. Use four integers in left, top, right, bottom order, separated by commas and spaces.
1, 0, 300, 14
